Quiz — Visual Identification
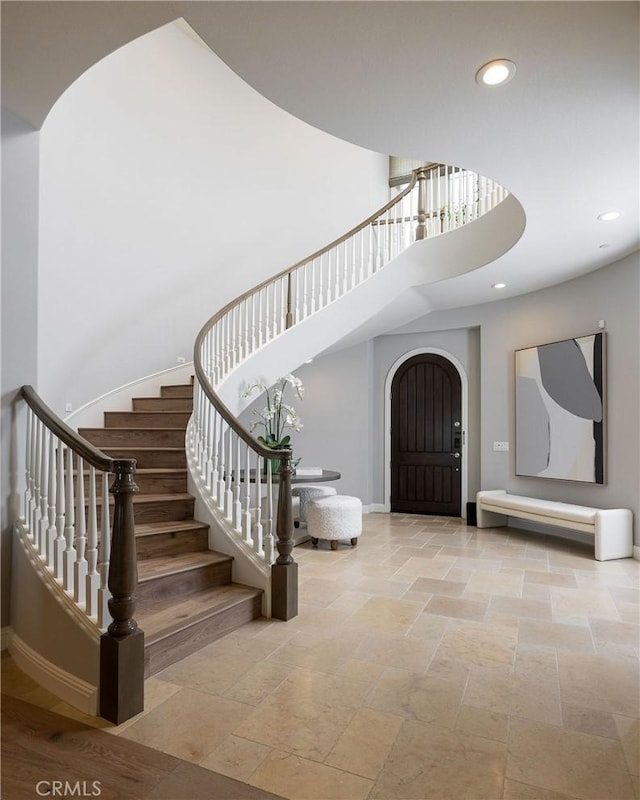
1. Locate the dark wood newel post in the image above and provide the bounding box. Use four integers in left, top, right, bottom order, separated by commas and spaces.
271, 447, 298, 620
415, 168, 427, 240
99, 459, 144, 724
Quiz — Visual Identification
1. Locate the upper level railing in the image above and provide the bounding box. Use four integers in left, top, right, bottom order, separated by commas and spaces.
19, 385, 143, 723
191, 164, 508, 618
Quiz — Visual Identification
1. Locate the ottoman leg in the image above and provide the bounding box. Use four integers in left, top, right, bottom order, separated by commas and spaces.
350, 538, 358, 546
330, 540, 338, 551
311, 537, 319, 547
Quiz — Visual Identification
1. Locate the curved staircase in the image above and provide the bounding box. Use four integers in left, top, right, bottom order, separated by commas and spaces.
79, 379, 262, 678
15, 164, 518, 723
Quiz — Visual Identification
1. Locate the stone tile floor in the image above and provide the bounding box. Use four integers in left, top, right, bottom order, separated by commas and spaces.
4, 514, 640, 799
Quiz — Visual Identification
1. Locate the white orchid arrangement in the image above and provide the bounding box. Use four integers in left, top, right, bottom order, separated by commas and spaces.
242, 374, 304, 450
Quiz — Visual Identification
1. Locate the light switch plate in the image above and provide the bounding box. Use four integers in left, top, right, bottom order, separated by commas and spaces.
493, 441, 509, 451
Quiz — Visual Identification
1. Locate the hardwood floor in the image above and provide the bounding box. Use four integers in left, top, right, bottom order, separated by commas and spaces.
1, 693, 283, 800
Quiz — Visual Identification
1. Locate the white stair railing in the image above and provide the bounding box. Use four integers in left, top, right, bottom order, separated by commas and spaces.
19, 385, 144, 723
191, 164, 508, 619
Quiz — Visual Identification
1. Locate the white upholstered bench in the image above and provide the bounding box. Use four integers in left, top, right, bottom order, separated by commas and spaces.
476, 490, 633, 561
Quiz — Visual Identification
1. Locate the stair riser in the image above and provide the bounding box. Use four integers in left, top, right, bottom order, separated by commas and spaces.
136, 528, 209, 559
131, 474, 187, 494
161, 385, 193, 398
131, 497, 195, 524
79, 428, 186, 447
94, 497, 195, 526
144, 593, 262, 677
101, 449, 187, 469
133, 397, 193, 412
104, 412, 191, 429
137, 561, 233, 608
77, 472, 187, 496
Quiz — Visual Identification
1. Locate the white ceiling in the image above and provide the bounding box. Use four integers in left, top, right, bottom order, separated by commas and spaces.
3, 1, 639, 313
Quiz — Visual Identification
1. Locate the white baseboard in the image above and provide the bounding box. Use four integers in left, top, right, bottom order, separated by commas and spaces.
634, 545, 640, 561
363, 504, 386, 514
1, 626, 11, 651
8, 632, 98, 715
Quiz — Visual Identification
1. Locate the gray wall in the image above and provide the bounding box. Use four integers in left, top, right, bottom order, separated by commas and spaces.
1, 109, 40, 628
239, 341, 374, 504
294, 252, 639, 542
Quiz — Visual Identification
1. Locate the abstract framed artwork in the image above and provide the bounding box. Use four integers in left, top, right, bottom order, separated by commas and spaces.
515, 333, 605, 483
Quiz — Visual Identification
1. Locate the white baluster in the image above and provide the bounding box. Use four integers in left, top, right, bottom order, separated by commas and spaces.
302, 264, 308, 320
233, 435, 242, 532
249, 293, 256, 354
85, 466, 100, 617
280, 277, 286, 335
318, 254, 325, 307
45, 432, 57, 568
243, 443, 253, 544
210, 407, 220, 500
24, 408, 32, 522
192, 381, 202, 466
39, 420, 48, 549
253, 453, 264, 557
216, 419, 226, 509
63, 447, 76, 594
257, 288, 264, 348
223, 313, 230, 376
97, 471, 112, 630
74, 455, 88, 605
341, 240, 348, 296
224, 428, 233, 520
264, 466, 274, 564
271, 282, 277, 341
231, 306, 238, 368
312, 256, 319, 311
54, 442, 66, 580
31, 417, 42, 540
205, 399, 214, 494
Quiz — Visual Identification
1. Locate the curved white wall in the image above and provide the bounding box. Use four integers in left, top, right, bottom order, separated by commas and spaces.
38, 20, 388, 415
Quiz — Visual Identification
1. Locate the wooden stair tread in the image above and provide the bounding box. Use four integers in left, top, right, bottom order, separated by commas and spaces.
138, 584, 262, 641
81, 427, 187, 433
134, 467, 187, 475
135, 519, 208, 537
138, 550, 232, 583
94, 492, 193, 506
133, 492, 193, 503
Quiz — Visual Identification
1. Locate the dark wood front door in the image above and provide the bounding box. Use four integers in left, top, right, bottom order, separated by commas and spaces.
391, 353, 462, 516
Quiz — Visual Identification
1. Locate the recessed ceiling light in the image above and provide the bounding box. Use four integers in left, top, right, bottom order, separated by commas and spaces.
476, 59, 517, 87
492, 282, 507, 289
597, 210, 621, 222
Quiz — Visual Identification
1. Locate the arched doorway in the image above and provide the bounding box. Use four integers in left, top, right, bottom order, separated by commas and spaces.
387, 351, 464, 516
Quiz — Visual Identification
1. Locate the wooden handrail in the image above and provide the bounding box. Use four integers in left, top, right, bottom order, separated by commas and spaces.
193, 351, 289, 462
195, 170, 420, 348
21, 385, 115, 472
193, 170, 420, 458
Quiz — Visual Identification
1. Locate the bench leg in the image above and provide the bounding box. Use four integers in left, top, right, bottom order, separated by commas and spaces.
594, 510, 633, 560
476, 507, 507, 528
476, 491, 508, 528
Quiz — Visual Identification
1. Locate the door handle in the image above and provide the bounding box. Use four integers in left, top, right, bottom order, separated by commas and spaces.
451, 452, 461, 459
